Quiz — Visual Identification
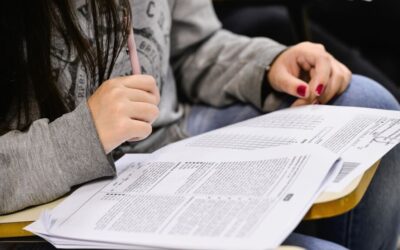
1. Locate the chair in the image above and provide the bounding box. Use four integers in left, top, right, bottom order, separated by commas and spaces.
213, 0, 313, 41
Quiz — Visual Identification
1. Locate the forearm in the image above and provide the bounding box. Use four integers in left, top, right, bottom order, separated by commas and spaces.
174, 29, 286, 110
170, 0, 286, 111
0, 102, 115, 214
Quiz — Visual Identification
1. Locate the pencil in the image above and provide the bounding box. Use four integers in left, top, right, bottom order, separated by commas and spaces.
127, 28, 141, 75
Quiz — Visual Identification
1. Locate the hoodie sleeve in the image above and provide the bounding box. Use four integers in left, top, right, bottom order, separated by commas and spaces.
170, 0, 287, 111
0, 102, 115, 214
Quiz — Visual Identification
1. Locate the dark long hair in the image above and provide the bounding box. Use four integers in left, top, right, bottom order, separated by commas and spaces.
0, 0, 131, 132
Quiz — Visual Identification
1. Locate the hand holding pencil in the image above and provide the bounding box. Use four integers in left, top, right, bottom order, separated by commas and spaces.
87, 28, 160, 154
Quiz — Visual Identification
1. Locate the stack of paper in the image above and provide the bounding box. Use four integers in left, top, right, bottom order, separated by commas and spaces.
25, 105, 400, 250
26, 145, 341, 249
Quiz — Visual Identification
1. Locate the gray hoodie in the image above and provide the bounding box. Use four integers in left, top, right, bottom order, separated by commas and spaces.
0, 0, 285, 214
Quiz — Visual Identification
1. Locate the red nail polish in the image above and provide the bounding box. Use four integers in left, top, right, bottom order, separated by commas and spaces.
316, 84, 324, 96
297, 85, 307, 97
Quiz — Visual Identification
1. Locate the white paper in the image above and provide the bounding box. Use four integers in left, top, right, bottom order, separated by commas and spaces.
27, 144, 339, 250
26, 105, 400, 249
158, 105, 400, 191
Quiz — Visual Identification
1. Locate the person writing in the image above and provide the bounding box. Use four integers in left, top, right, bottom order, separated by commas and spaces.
0, 1, 399, 249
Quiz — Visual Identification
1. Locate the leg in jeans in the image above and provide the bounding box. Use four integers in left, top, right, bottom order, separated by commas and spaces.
283, 233, 348, 250
309, 75, 400, 250
184, 74, 400, 250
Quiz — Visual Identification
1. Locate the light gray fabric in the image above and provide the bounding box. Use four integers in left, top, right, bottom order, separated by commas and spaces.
0, 0, 286, 214
170, 0, 286, 111
0, 102, 115, 214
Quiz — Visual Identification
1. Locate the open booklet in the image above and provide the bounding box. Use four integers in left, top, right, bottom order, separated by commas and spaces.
24, 105, 400, 249
26, 145, 341, 250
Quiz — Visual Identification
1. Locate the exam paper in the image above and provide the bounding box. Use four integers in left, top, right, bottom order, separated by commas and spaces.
26, 154, 158, 249
159, 105, 400, 192
27, 144, 339, 250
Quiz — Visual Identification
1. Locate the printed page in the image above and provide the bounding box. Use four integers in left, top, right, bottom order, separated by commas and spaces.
25, 153, 158, 249
27, 144, 339, 250
1, 154, 151, 225
158, 105, 400, 191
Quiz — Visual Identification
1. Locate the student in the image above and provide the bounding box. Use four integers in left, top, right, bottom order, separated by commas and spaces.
0, 1, 398, 249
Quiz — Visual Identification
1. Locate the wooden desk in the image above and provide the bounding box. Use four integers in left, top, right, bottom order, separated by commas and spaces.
0, 199, 64, 238
0, 163, 378, 250
0, 161, 379, 239
304, 160, 379, 220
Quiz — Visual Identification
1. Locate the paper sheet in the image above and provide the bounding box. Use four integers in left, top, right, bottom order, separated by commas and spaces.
0, 155, 151, 224
158, 105, 400, 192
27, 144, 339, 250
26, 105, 400, 249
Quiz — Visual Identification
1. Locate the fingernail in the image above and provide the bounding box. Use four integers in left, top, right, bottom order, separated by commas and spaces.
312, 99, 320, 105
297, 85, 307, 97
316, 84, 324, 96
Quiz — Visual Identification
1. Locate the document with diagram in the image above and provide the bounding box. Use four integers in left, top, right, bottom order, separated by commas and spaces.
158, 105, 400, 191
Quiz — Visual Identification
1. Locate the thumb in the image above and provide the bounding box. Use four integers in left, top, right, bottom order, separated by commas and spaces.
291, 97, 318, 107
270, 69, 310, 99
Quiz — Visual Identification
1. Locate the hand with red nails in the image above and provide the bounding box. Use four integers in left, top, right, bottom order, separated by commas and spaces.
267, 42, 352, 106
